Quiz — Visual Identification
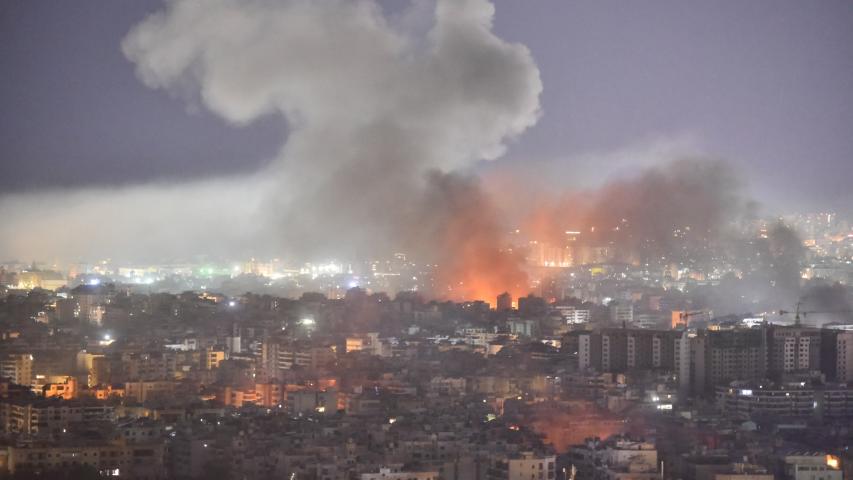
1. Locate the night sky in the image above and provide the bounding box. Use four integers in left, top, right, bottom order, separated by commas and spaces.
2, 0, 852, 213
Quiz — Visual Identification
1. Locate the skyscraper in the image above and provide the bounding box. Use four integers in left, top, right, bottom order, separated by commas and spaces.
496, 292, 513, 312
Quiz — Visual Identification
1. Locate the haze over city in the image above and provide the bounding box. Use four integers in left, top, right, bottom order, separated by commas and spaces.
0, 1, 852, 480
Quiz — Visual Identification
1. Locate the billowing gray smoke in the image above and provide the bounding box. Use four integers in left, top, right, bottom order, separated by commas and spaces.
579, 158, 749, 266
521, 158, 752, 266
123, 0, 541, 266
797, 282, 853, 326
513, 157, 812, 313
0, 0, 542, 293
723, 220, 807, 315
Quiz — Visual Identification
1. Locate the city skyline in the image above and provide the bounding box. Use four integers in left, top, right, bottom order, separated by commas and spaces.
2, 2, 853, 305
0, 4, 852, 479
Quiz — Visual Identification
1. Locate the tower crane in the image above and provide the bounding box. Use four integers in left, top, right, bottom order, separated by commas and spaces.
778, 301, 852, 325
674, 310, 710, 328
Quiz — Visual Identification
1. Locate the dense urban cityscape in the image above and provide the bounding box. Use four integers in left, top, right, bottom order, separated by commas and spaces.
2, 0, 852, 479
1, 210, 852, 479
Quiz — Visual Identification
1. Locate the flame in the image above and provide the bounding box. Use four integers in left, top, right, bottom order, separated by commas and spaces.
418, 172, 529, 303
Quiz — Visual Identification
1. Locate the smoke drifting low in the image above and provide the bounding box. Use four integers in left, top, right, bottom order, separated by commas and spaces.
798, 282, 853, 326
0, 0, 542, 301
0, 0, 824, 310
508, 157, 814, 313
521, 158, 750, 266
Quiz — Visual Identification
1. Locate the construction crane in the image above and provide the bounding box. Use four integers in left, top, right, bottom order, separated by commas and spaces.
778, 301, 805, 325
778, 301, 852, 325
673, 310, 710, 328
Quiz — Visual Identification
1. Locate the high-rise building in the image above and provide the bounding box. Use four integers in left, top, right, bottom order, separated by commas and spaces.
676, 331, 703, 397
767, 325, 823, 380
677, 328, 767, 398
226, 324, 241, 355
578, 328, 679, 373
835, 331, 853, 383
707, 329, 767, 387
496, 292, 513, 312
0, 354, 33, 387
518, 294, 547, 317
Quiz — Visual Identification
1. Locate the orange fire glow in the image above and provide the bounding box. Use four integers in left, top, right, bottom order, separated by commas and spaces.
421, 172, 529, 303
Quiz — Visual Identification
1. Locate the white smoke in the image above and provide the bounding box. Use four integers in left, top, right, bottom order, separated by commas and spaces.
0, 0, 542, 264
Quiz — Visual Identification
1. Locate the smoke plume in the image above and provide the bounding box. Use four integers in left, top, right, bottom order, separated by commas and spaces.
522, 158, 751, 267
0, 0, 819, 310
0, 0, 542, 301
797, 282, 853, 326
511, 157, 812, 313
414, 172, 528, 300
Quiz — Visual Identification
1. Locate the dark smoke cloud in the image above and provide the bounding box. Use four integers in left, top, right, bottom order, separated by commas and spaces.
511, 158, 812, 314
0, 0, 542, 301
797, 281, 853, 326
763, 222, 806, 296
720, 220, 807, 315
522, 158, 752, 266
411, 171, 528, 300
0, 0, 826, 311
574, 158, 748, 266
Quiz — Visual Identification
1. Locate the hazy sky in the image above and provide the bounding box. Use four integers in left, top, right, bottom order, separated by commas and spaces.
2, 1, 852, 214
